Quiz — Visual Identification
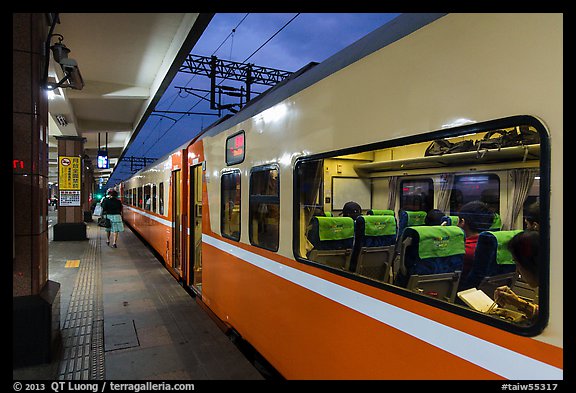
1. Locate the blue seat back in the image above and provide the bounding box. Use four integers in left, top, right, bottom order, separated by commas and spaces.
441, 215, 459, 226
396, 225, 465, 287
397, 210, 427, 239
353, 215, 397, 248
459, 230, 522, 290
307, 216, 354, 251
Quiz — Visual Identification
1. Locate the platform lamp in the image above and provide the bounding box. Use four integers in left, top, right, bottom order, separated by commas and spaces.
42, 13, 84, 91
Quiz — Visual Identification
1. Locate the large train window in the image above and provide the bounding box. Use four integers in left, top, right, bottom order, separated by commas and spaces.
221, 169, 241, 241
294, 117, 548, 335
249, 164, 280, 251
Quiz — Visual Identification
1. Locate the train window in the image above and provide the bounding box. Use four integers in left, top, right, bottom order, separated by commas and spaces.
225, 131, 245, 165
294, 118, 547, 334
249, 164, 280, 251
143, 185, 151, 211
450, 174, 500, 215
137, 187, 143, 208
159, 183, 164, 215
221, 170, 241, 241
400, 179, 433, 212
152, 184, 157, 213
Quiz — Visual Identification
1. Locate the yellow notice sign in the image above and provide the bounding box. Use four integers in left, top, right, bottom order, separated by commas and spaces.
59, 156, 81, 190
65, 260, 80, 268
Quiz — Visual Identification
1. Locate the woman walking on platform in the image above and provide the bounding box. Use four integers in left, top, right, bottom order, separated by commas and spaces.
101, 188, 124, 247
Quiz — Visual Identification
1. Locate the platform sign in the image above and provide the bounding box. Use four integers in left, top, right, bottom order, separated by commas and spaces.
59, 156, 81, 190
59, 190, 81, 206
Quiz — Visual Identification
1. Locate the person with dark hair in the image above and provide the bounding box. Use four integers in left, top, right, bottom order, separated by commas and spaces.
494, 230, 539, 319
457, 200, 495, 280
341, 201, 362, 221
425, 208, 445, 226
101, 188, 124, 247
524, 201, 540, 231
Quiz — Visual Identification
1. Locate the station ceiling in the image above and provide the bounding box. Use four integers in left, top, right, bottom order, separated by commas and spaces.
47, 13, 213, 187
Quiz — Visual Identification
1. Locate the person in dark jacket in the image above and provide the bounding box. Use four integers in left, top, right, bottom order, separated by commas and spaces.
101, 188, 124, 247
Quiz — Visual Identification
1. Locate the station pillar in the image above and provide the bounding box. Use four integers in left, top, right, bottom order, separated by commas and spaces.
13, 13, 61, 368
53, 135, 88, 241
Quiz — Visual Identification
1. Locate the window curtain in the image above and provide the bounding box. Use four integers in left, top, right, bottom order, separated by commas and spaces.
300, 159, 324, 231
437, 173, 454, 215
502, 168, 539, 230
387, 176, 399, 211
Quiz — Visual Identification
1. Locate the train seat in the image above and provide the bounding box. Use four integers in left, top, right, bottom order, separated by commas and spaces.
489, 213, 503, 231
395, 225, 465, 288
407, 271, 462, 303
440, 215, 459, 226
307, 216, 355, 270
350, 215, 397, 282
458, 229, 522, 291
397, 210, 427, 240
367, 209, 395, 216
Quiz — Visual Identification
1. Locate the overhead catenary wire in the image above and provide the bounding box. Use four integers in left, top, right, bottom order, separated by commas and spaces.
135, 14, 252, 159
141, 13, 300, 158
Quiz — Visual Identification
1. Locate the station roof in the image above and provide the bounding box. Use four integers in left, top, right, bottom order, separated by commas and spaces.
47, 13, 213, 186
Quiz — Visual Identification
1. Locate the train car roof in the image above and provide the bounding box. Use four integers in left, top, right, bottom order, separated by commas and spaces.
197, 13, 446, 140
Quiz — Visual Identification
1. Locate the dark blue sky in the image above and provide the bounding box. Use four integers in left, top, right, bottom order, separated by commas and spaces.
107, 13, 400, 186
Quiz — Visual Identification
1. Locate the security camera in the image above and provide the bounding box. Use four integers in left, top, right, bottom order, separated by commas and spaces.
58, 57, 84, 90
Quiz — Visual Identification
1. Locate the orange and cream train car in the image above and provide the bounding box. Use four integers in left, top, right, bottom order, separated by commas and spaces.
120, 13, 563, 379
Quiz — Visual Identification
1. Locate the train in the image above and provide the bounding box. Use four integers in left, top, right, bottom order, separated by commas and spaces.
118, 13, 562, 379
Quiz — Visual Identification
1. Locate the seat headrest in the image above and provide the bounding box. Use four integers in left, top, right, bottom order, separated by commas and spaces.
315, 216, 354, 241
478, 230, 523, 264
400, 210, 427, 226
361, 215, 396, 236
404, 226, 465, 259
489, 213, 503, 230
367, 209, 394, 216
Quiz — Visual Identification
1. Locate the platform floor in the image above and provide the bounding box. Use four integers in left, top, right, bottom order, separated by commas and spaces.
13, 210, 266, 381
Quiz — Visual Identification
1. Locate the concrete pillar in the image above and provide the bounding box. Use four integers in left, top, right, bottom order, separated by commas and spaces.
13, 13, 61, 368
53, 136, 88, 240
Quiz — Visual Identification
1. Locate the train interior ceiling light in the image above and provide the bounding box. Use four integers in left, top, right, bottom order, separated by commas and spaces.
44, 33, 84, 91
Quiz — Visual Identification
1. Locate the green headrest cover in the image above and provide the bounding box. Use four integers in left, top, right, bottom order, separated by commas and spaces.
406, 211, 427, 226
489, 230, 523, 264
410, 226, 465, 259
490, 213, 502, 230
316, 216, 354, 241
370, 209, 394, 216
324, 211, 333, 217
448, 215, 459, 226
363, 215, 396, 236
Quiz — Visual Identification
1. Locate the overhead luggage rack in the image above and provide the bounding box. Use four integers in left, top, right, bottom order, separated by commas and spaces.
354, 144, 540, 174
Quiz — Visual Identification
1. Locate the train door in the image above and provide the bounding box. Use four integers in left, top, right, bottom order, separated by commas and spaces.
187, 164, 203, 294
171, 169, 182, 274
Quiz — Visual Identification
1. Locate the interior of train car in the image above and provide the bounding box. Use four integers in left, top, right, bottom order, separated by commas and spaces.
294, 118, 544, 330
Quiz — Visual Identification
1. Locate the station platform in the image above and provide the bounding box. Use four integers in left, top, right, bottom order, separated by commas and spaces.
13, 209, 267, 381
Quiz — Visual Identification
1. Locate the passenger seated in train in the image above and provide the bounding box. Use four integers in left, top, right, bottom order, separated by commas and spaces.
425, 209, 445, 226
524, 201, 540, 231
456, 201, 495, 281
340, 201, 362, 221
494, 230, 540, 320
